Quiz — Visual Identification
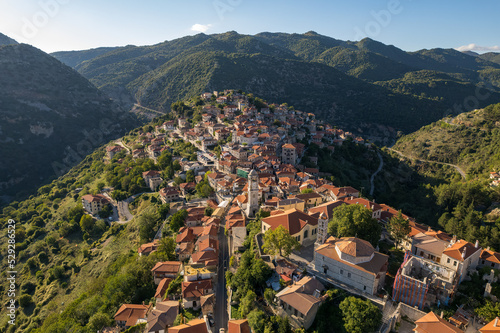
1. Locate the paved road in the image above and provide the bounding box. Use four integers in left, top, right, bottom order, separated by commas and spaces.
134, 103, 165, 116
388, 148, 466, 179
116, 139, 131, 154
117, 201, 133, 222
369, 150, 384, 196
215, 216, 230, 332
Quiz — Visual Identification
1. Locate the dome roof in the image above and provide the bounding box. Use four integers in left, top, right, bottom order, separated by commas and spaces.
336, 237, 374, 258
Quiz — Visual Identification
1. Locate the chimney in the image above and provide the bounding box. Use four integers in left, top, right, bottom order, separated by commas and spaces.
475, 240, 479, 248
462, 248, 467, 259
495, 317, 499, 327
440, 311, 444, 319
428, 226, 432, 232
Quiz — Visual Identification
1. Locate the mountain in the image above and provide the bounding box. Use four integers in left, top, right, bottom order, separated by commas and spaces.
51, 31, 500, 139
0, 32, 17, 45
51, 46, 119, 68
480, 52, 500, 65
393, 102, 500, 176
0, 43, 139, 203
462, 51, 479, 57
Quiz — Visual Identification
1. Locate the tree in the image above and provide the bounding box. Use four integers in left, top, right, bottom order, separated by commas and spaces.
476, 300, 500, 322
301, 188, 313, 194
173, 176, 184, 186
262, 225, 300, 257
170, 209, 187, 232
158, 203, 170, 219
139, 210, 159, 242
79, 214, 94, 233
339, 296, 382, 333
205, 206, 213, 216
96, 182, 105, 193
157, 237, 176, 261
247, 309, 267, 333
88, 312, 111, 332
264, 288, 275, 305
19, 294, 33, 308
387, 212, 410, 248
172, 160, 181, 171
99, 204, 112, 219
186, 169, 195, 183
327, 204, 382, 246
239, 290, 257, 317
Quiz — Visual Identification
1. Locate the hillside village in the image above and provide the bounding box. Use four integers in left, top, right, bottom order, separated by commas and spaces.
78, 90, 500, 333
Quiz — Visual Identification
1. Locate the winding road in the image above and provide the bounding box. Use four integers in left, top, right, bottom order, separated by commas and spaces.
369, 150, 384, 196
388, 148, 466, 179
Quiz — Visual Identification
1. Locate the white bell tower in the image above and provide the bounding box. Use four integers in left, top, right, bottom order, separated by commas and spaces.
246, 169, 259, 218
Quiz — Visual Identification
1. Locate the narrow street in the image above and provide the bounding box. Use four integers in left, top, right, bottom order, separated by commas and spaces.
215, 215, 230, 332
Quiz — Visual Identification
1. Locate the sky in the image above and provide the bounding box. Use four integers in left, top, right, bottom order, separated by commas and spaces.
0, 0, 499, 54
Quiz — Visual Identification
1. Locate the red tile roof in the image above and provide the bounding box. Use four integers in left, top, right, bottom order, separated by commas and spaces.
481, 249, 500, 264
168, 318, 209, 333
414, 311, 464, 333
154, 278, 172, 299
151, 261, 182, 274
228, 319, 251, 333
262, 208, 318, 235
114, 304, 151, 327
182, 279, 213, 299
442, 240, 480, 262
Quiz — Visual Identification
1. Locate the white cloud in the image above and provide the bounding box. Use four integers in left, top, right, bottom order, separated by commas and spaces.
191, 24, 212, 33
456, 43, 500, 52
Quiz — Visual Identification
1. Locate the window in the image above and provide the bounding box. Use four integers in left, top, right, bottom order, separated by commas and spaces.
340, 269, 343, 275
348, 273, 351, 278
304, 230, 308, 239
363, 286, 367, 291
447, 258, 451, 264
492, 263, 495, 267
482, 260, 486, 265
453, 261, 457, 266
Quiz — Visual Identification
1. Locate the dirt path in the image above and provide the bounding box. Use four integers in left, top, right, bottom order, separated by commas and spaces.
388, 148, 466, 179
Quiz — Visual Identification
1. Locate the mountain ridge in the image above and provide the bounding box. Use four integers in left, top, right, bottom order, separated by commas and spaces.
50, 31, 500, 140
0, 43, 139, 202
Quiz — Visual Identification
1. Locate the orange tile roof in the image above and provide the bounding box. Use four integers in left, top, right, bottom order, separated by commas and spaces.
414, 311, 464, 333
151, 261, 182, 274
315, 237, 388, 276
308, 200, 347, 219
182, 279, 213, 299
191, 250, 218, 265
228, 319, 251, 333
343, 197, 382, 211
336, 237, 374, 257
442, 240, 480, 262
262, 208, 318, 235
154, 278, 172, 299
168, 318, 209, 333
481, 249, 500, 264
114, 304, 151, 327
480, 317, 500, 332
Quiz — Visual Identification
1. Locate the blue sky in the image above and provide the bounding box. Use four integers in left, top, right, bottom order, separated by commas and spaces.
0, 0, 498, 53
